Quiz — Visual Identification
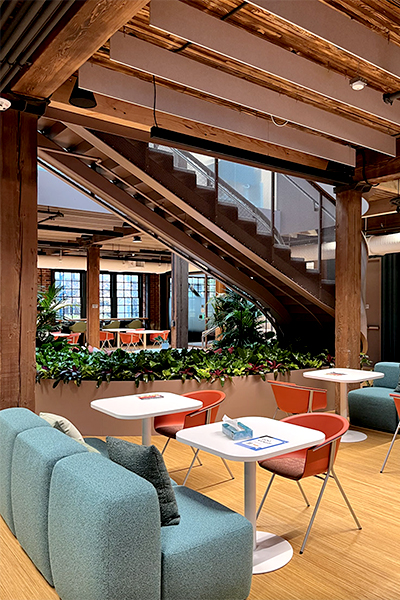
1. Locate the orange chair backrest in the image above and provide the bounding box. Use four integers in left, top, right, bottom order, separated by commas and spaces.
182, 390, 226, 428
149, 330, 170, 342
268, 380, 327, 413
100, 331, 114, 341
120, 332, 142, 344
390, 394, 400, 417
282, 413, 348, 478
67, 333, 80, 344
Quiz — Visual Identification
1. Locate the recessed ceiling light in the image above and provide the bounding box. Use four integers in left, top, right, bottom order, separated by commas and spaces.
0, 97, 11, 111
350, 77, 367, 91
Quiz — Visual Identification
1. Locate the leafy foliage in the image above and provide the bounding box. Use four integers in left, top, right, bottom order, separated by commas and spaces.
36, 283, 70, 347
207, 290, 275, 349
36, 343, 332, 388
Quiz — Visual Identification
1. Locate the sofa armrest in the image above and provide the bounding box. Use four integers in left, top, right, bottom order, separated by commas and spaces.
48, 453, 161, 600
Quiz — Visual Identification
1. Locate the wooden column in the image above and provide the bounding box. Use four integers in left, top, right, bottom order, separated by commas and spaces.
335, 187, 362, 414
0, 110, 37, 410
171, 253, 188, 348
86, 246, 100, 348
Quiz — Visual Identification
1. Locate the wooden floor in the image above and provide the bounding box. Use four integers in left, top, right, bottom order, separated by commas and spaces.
2, 427, 400, 600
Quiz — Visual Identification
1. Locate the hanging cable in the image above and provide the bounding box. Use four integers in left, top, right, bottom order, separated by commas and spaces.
153, 76, 159, 128
271, 115, 288, 128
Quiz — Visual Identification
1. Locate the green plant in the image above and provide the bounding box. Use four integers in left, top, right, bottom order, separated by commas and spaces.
36, 344, 333, 388
207, 290, 275, 349
36, 283, 70, 347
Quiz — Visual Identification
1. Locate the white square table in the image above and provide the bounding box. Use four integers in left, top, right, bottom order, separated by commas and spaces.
91, 392, 202, 445
176, 416, 325, 574
303, 368, 385, 442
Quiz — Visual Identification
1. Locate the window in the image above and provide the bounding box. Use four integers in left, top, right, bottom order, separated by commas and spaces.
116, 274, 140, 318
100, 273, 111, 319
54, 271, 82, 319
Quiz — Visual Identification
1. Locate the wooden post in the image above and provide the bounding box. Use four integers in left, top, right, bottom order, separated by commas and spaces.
171, 253, 188, 348
0, 110, 37, 410
86, 246, 100, 348
215, 280, 226, 340
335, 187, 362, 415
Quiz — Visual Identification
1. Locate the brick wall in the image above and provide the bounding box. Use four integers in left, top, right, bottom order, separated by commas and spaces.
37, 268, 52, 290
148, 273, 160, 329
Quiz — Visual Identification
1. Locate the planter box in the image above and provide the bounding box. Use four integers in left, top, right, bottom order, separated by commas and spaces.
35, 370, 335, 436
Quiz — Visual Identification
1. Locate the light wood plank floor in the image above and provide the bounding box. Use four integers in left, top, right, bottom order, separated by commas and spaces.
2, 427, 400, 600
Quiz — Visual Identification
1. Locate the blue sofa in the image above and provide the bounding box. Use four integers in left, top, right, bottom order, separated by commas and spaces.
348, 362, 400, 433
0, 407, 253, 600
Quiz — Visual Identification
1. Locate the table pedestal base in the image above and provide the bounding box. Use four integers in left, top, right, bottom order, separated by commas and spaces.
341, 430, 367, 443
252, 531, 293, 574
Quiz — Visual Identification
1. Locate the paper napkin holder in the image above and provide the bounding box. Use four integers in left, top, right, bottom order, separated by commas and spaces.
222, 422, 253, 440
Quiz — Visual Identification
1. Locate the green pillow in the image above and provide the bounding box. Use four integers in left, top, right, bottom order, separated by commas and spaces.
39, 412, 84, 442
106, 437, 180, 527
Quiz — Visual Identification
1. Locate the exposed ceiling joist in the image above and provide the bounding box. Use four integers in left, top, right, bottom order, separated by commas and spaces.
79, 62, 355, 166
109, 32, 396, 156
249, 0, 400, 79
11, 0, 149, 99
49, 79, 334, 172
150, 0, 400, 129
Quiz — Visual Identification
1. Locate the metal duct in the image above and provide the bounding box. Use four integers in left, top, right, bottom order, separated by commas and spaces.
367, 233, 400, 256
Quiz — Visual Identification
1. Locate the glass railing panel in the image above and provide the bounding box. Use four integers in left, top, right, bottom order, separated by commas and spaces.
275, 174, 321, 271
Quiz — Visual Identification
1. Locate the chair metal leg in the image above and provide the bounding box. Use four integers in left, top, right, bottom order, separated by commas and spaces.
161, 438, 171, 455
256, 473, 276, 519
331, 467, 362, 530
300, 470, 330, 554
273, 407, 278, 419
296, 480, 310, 507
183, 449, 200, 485
221, 457, 234, 480
380, 422, 400, 473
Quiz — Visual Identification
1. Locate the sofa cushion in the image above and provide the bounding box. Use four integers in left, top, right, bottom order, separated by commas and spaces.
160, 486, 253, 600
84, 437, 108, 457
39, 412, 84, 442
348, 386, 399, 433
0, 407, 51, 534
106, 437, 180, 527
373, 362, 400, 390
11, 427, 87, 585
48, 453, 161, 600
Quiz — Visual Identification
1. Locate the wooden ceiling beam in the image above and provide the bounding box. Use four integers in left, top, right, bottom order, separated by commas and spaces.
11, 0, 149, 99
109, 32, 395, 155
355, 144, 400, 184
150, 0, 400, 129
250, 0, 400, 80
79, 61, 355, 166
48, 80, 332, 172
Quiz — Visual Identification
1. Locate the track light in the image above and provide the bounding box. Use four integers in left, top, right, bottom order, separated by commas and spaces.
68, 80, 97, 109
350, 77, 367, 91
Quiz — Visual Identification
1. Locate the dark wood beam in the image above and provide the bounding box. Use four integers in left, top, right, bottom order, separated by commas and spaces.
335, 188, 362, 415
0, 110, 37, 410
355, 144, 400, 184
364, 212, 400, 235
11, 0, 149, 99
170, 254, 188, 349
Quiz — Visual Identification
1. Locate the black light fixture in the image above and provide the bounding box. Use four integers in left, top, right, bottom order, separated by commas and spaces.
132, 235, 142, 243
68, 79, 97, 109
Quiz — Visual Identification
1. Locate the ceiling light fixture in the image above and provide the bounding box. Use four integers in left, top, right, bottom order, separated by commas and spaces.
0, 97, 11, 111
68, 80, 97, 109
132, 236, 142, 243
350, 77, 367, 91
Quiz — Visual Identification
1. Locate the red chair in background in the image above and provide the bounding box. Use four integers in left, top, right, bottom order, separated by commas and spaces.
120, 331, 143, 351
257, 412, 361, 553
66, 332, 80, 346
380, 393, 400, 473
99, 331, 114, 349
154, 390, 234, 485
268, 380, 328, 418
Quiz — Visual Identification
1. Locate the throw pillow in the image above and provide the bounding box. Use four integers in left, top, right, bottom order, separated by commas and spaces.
106, 437, 180, 527
39, 412, 84, 442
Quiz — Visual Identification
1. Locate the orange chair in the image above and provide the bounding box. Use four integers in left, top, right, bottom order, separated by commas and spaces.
149, 330, 170, 347
154, 390, 234, 485
66, 332, 80, 346
380, 393, 400, 473
256, 412, 361, 553
268, 380, 328, 418
120, 331, 143, 351
99, 330, 114, 349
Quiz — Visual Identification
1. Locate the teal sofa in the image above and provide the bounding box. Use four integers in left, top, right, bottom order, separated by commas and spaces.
0, 407, 253, 600
348, 362, 400, 434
